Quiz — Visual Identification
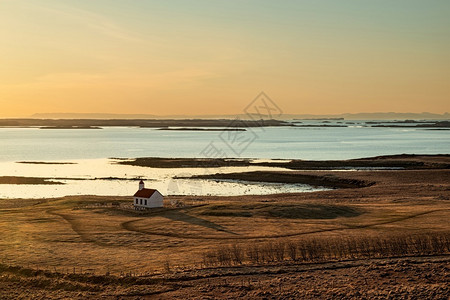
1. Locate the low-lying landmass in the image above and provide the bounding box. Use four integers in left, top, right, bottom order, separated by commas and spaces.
17, 161, 77, 165
0, 176, 151, 183
371, 120, 450, 128
114, 157, 252, 168
187, 171, 375, 189
1, 118, 449, 130
0, 176, 64, 185
294, 124, 348, 127
27, 112, 450, 120
157, 127, 247, 131
116, 154, 450, 170
0, 118, 291, 128
39, 126, 102, 129
290, 120, 450, 128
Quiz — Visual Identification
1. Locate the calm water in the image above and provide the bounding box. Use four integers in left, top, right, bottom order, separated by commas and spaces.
0, 123, 448, 198
0, 123, 448, 161
0, 158, 324, 198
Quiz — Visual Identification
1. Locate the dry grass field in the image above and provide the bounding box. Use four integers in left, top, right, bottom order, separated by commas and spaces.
0, 158, 449, 298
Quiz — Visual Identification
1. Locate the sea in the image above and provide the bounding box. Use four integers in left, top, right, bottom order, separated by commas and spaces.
0, 120, 448, 198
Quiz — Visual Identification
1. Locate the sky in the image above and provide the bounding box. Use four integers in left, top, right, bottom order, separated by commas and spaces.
0, 0, 449, 117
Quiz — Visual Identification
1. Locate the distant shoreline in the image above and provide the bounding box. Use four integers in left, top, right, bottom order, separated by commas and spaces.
0, 119, 448, 129
28, 112, 450, 120
0, 119, 291, 128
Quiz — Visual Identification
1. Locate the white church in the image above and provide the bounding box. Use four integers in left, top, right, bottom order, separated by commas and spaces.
133, 180, 164, 209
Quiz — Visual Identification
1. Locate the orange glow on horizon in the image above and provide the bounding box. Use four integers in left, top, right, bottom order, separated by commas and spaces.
0, 1, 449, 117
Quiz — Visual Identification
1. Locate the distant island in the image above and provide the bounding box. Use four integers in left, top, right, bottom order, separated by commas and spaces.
0, 119, 291, 128
157, 127, 246, 131
1, 119, 449, 129
17, 161, 77, 165
39, 126, 102, 129
29, 112, 450, 120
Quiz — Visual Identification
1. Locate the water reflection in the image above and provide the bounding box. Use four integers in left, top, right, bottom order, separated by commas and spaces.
0, 159, 329, 199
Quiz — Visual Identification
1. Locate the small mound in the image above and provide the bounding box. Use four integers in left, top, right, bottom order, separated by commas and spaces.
267, 205, 361, 219
199, 204, 253, 217
200, 210, 253, 217
198, 204, 362, 219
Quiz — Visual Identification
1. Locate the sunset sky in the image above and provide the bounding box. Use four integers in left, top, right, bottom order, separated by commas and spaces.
0, 0, 449, 117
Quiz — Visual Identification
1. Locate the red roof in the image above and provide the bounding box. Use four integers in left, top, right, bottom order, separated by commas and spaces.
134, 188, 158, 198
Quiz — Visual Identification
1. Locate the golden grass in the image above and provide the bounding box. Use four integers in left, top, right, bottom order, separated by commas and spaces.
0, 166, 448, 278
0, 192, 448, 275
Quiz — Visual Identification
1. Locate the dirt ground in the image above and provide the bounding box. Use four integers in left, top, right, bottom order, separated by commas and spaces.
159, 256, 450, 300
1, 256, 448, 299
